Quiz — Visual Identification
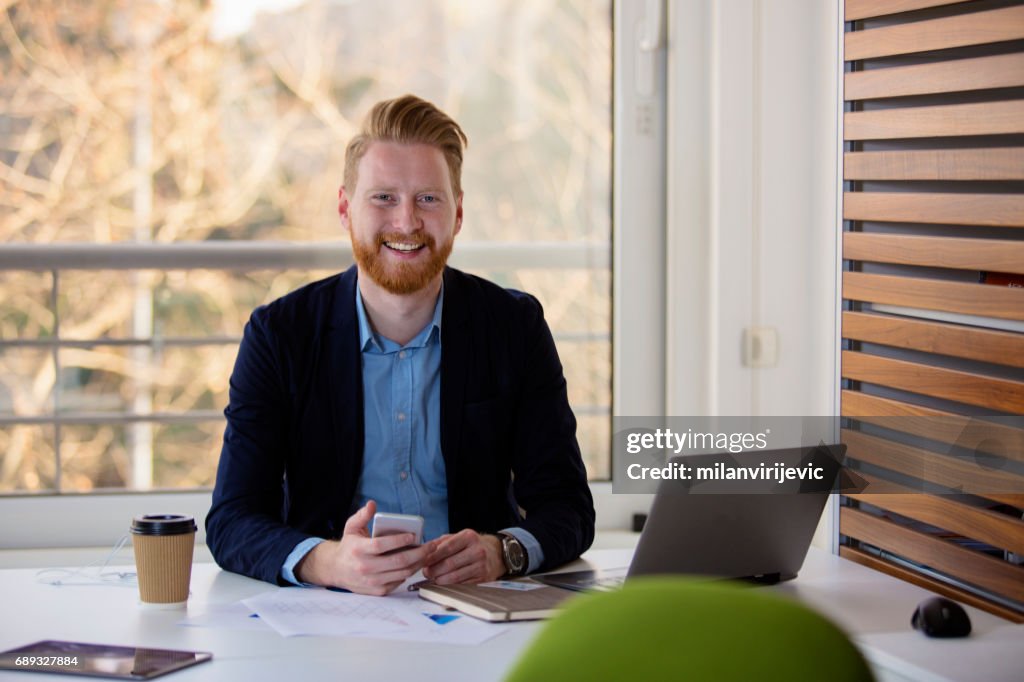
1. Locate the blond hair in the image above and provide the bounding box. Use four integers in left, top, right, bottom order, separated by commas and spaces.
344, 94, 468, 196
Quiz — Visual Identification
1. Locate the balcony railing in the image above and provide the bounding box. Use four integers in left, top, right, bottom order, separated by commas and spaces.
0, 240, 612, 491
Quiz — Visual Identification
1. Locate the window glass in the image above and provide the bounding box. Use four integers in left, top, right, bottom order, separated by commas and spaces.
0, 0, 611, 492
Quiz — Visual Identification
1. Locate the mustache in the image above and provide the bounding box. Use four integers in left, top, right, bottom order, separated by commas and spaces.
376, 232, 436, 248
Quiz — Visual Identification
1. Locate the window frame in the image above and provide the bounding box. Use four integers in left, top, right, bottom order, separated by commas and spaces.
0, 0, 667, 548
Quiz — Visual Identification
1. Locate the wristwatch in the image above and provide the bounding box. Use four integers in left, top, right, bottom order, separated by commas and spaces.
498, 532, 528, 576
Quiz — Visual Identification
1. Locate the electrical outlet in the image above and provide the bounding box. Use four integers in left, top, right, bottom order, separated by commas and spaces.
743, 327, 778, 368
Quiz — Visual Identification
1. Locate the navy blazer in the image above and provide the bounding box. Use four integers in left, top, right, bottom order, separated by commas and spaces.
206, 265, 595, 584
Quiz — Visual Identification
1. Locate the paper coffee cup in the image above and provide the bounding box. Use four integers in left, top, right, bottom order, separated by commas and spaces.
130, 514, 196, 609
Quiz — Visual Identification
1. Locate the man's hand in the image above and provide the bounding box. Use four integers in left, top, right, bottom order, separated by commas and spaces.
422, 529, 505, 585
294, 501, 435, 595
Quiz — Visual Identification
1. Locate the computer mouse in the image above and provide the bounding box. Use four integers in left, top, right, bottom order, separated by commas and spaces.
911, 597, 972, 638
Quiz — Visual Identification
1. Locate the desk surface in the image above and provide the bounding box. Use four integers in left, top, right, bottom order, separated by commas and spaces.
0, 542, 1021, 682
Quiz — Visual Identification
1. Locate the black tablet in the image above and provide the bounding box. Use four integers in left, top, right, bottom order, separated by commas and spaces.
0, 641, 212, 680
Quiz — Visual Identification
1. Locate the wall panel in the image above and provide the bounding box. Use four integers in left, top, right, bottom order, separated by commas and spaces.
841, 0, 1024, 621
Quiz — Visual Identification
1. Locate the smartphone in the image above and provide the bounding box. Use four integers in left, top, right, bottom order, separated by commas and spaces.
371, 512, 424, 546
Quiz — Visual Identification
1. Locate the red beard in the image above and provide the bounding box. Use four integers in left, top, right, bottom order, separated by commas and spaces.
350, 230, 453, 295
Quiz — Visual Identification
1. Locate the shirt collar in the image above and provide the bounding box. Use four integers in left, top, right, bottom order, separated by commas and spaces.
355, 280, 444, 353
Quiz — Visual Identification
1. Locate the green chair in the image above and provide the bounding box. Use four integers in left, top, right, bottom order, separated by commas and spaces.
505, 577, 874, 682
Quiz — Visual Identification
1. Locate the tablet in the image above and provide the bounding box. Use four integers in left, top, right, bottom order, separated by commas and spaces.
0, 641, 212, 680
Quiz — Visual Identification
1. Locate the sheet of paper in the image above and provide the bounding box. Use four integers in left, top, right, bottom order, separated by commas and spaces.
185, 575, 510, 645
370, 611, 508, 646
242, 587, 438, 638
179, 601, 272, 632
395, 579, 509, 645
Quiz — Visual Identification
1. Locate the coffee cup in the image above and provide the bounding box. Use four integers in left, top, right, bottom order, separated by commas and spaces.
130, 514, 196, 609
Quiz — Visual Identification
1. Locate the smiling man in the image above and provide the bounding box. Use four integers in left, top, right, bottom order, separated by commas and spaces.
206, 94, 595, 594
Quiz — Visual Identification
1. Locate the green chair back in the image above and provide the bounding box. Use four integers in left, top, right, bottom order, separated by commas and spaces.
505, 577, 875, 682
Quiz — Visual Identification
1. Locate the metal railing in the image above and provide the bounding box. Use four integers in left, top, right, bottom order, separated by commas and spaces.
1, 240, 612, 491
0, 240, 611, 271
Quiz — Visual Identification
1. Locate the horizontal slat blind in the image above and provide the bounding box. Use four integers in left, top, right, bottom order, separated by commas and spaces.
844, 5, 1024, 60
842, 191, 1024, 226
842, 0, 1024, 621
845, 101, 1024, 140
841, 391, 1024, 460
840, 546, 1024, 621
841, 507, 1024, 602
843, 233, 1024, 272
842, 429, 1024, 507
848, 472, 1024, 555
844, 148, 1024, 181
842, 311, 1024, 367
843, 272, 1024, 320
845, 53, 1024, 100
845, 0, 971, 22
843, 189, 1024, 224
842, 351, 1024, 412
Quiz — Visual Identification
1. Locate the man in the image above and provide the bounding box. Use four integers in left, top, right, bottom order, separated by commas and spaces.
206, 94, 595, 595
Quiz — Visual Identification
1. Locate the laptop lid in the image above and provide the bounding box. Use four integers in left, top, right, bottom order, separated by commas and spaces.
627, 443, 846, 583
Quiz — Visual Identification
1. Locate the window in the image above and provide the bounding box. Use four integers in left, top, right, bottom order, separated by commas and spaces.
0, 0, 615, 495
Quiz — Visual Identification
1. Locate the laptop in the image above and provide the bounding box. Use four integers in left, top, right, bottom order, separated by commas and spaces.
535, 443, 846, 591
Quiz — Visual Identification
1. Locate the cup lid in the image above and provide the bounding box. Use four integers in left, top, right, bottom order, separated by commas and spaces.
130, 514, 197, 536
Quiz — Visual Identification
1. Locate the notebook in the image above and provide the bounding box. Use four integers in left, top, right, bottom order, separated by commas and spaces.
416, 579, 578, 622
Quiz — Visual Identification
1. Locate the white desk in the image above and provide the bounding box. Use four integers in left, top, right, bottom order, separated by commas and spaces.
774, 551, 1023, 682
0, 543, 1021, 682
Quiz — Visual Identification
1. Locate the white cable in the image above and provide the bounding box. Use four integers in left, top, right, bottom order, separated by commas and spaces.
35, 535, 138, 587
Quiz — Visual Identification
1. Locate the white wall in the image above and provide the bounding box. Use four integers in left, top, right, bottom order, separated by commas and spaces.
666, 0, 840, 418
664, 0, 841, 549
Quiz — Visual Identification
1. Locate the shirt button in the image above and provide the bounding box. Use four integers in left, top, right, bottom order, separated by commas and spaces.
397, 412, 406, 422
400, 471, 408, 481
398, 350, 407, 359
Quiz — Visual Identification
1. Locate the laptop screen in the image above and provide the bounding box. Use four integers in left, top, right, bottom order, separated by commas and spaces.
627, 443, 846, 582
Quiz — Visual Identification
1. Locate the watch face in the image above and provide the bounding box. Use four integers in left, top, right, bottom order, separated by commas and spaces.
503, 535, 526, 573
509, 541, 524, 566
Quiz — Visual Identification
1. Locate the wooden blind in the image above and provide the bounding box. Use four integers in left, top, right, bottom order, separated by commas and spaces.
841, 0, 1024, 622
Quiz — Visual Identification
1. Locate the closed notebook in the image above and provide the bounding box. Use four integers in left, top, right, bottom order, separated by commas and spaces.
416, 580, 578, 622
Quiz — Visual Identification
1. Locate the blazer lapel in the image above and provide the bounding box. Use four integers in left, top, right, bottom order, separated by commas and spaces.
440, 267, 469, 498
326, 266, 364, 523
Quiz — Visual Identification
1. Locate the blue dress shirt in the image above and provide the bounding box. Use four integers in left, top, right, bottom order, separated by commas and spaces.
281, 282, 543, 584
352, 283, 449, 540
